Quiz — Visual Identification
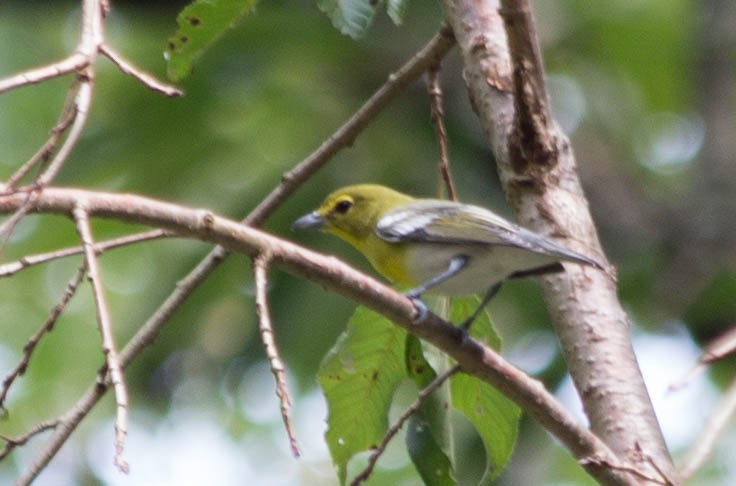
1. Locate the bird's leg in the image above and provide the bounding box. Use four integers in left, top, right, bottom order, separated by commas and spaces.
460, 281, 504, 331
405, 255, 468, 323
405, 255, 468, 298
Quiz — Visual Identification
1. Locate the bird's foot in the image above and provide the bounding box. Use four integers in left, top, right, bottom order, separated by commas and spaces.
406, 293, 429, 324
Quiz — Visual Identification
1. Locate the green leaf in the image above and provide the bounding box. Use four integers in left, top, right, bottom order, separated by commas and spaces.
451, 374, 520, 484
449, 296, 521, 484
166, 0, 258, 81
405, 335, 455, 485
387, 0, 409, 25
317, 306, 407, 484
317, 0, 378, 39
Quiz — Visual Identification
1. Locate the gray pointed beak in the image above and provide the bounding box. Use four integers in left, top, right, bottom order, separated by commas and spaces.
292, 211, 325, 230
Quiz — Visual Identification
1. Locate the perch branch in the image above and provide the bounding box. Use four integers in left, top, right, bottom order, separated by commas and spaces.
0, 187, 646, 485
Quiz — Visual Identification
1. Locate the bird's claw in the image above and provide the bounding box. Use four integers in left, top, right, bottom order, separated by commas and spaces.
458, 325, 471, 345
407, 295, 429, 324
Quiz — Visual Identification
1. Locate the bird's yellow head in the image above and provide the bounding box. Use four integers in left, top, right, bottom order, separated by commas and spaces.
293, 184, 413, 250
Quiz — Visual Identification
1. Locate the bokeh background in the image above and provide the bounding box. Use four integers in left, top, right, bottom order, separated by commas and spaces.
0, 0, 734, 484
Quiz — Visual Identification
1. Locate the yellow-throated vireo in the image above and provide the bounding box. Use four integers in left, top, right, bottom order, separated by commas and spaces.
293, 184, 603, 328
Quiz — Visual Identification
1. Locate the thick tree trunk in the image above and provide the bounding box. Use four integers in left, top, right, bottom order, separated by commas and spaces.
441, 0, 677, 483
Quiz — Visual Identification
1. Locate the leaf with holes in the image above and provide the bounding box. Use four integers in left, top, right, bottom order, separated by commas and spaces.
166, 0, 258, 81
318, 306, 407, 484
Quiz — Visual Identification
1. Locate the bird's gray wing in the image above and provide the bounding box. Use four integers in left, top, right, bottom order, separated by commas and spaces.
377, 200, 602, 268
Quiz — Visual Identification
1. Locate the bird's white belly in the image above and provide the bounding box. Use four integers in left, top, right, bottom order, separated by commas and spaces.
404, 244, 558, 295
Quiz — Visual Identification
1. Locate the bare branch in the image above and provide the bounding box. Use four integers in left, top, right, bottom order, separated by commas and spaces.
38, 73, 94, 186
0, 190, 38, 242
580, 454, 672, 486
427, 64, 458, 201
72, 204, 129, 473
679, 377, 736, 480
670, 325, 736, 391
0, 229, 169, 277
0, 0, 103, 241
99, 45, 182, 97
4, 102, 78, 190
9, 29, 460, 475
0, 267, 86, 409
0, 71, 93, 241
699, 325, 736, 364
0, 53, 89, 95
253, 253, 300, 457
0, 187, 639, 485
0, 420, 60, 461
351, 365, 461, 485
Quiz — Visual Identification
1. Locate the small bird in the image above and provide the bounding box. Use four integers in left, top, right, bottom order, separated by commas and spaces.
293, 184, 603, 329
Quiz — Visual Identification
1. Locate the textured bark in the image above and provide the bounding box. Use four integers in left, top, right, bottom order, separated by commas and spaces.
442, 0, 677, 483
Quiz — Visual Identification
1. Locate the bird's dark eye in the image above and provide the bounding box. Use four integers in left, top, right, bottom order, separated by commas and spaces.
334, 199, 353, 214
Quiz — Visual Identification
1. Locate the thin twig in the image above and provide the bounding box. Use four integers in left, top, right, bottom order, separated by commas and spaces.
0, 0, 103, 239
4, 100, 78, 190
72, 204, 129, 473
0, 420, 60, 461
0, 72, 93, 241
1, 0, 180, 243
0, 229, 169, 277
99, 45, 182, 97
253, 253, 300, 457
0, 190, 38, 243
679, 377, 736, 481
350, 365, 461, 485
0, 53, 89, 95
427, 63, 458, 202
643, 449, 676, 486
38, 73, 94, 187
698, 325, 736, 364
0, 267, 86, 409
579, 454, 671, 485
669, 325, 736, 392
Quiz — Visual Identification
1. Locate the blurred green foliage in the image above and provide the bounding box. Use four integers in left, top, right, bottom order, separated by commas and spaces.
0, 0, 733, 484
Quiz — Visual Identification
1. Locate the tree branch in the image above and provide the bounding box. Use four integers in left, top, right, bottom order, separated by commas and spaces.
0, 230, 169, 277
0, 420, 60, 461
351, 365, 461, 485
72, 204, 129, 473
0, 267, 86, 409
253, 253, 300, 458
0, 187, 643, 485
99, 45, 182, 96
678, 375, 736, 480
8, 28, 462, 476
427, 64, 458, 201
